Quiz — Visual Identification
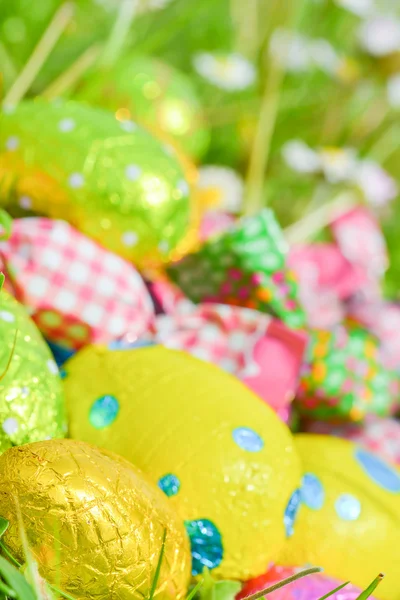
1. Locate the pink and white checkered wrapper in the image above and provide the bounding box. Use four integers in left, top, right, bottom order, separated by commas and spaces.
0, 218, 155, 349
146, 301, 307, 419
304, 415, 400, 467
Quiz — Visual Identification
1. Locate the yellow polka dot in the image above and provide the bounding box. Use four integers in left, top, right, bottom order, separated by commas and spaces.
68, 324, 90, 341
364, 341, 377, 359
256, 288, 272, 302
312, 361, 327, 383
39, 311, 62, 328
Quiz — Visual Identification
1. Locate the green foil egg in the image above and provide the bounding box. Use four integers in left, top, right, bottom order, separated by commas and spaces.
76, 55, 210, 161
0, 291, 66, 453
0, 99, 192, 267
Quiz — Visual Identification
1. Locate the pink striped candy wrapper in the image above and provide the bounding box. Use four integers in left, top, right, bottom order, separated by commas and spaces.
0, 218, 155, 349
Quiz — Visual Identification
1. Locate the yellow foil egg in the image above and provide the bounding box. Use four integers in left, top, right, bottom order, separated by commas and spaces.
0, 291, 66, 453
64, 345, 302, 580
0, 439, 191, 600
279, 434, 400, 600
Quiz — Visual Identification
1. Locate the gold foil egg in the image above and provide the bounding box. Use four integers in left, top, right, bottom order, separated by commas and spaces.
279, 434, 400, 600
0, 439, 191, 600
0, 99, 194, 267
0, 291, 66, 453
64, 345, 302, 580
76, 55, 210, 162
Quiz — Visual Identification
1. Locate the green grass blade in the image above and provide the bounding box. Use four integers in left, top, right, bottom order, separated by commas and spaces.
0, 518, 9, 538
0, 555, 36, 600
355, 574, 384, 600
317, 581, 350, 600
0, 274, 4, 291
48, 583, 76, 600
148, 529, 167, 600
186, 579, 204, 600
242, 567, 322, 600
0, 578, 17, 598
0, 541, 22, 568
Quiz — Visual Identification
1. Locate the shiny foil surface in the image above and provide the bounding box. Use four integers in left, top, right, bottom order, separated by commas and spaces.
0, 439, 191, 600
64, 345, 302, 580
76, 55, 210, 161
279, 434, 400, 600
0, 291, 66, 453
0, 99, 192, 267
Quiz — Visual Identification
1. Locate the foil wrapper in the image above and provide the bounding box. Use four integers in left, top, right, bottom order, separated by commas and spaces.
0, 218, 155, 350
237, 565, 376, 600
0, 291, 66, 453
64, 345, 301, 580
76, 55, 210, 161
297, 323, 399, 422
0, 99, 194, 267
279, 435, 400, 600
0, 439, 191, 600
167, 209, 306, 328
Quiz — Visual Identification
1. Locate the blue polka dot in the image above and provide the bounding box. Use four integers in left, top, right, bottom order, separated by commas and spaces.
284, 488, 301, 537
335, 494, 361, 521
89, 395, 119, 429
59, 368, 67, 379
232, 427, 264, 452
108, 339, 156, 350
300, 473, 325, 510
158, 474, 180, 497
184, 519, 223, 576
355, 448, 400, 493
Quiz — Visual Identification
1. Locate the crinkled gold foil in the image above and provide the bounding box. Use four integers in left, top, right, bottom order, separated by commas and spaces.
0, 291, 66, 453
0, 439, 191, 600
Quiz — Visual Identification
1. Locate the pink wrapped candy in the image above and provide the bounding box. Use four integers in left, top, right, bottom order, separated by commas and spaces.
237, 565, 376, 600
304, 415, 400, 467
0, 218, 154, 349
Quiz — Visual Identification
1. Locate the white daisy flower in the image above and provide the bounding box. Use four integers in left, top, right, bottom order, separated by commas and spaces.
192, 52, 256, 91
358, 16, 400, 56
387, 73, 400, 108
270, 29, 340, 75
354, 160, 398, 206
310, 39, 341, 74
92, 0, 173, 13
197, 166, 244, 213
281, 140, 321, 173
335, 0, 375, 17
319, 147, 359, 183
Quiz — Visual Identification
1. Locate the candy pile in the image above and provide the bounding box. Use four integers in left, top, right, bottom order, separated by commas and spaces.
0, 2, 399, 600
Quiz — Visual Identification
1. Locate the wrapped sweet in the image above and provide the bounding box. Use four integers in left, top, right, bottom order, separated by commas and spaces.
167, 209, 306, 328
279, 434, 400, 600
297, 323, 399, 422
0, 290, 66, 453
0, 439, 191, 600
76, 55, 210, 161
64, 345, 302, 580
0, 99, 193, 267
0, 217, 155, 349
237, 565, 376, 600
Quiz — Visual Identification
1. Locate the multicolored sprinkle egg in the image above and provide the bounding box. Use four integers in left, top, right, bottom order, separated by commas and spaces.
64, 345, 302, 580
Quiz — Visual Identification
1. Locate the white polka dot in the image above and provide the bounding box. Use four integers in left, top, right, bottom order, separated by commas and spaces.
125, 164, 142, 181
120, 120, 137, 132
58, 118, 75, 132
69, 263, 89, 284
95, 276, 117, 297
6, 136, 19, 151
2, 418, 19, 435
47, 359, 59, 375
177, 179, 189, 196
81, 304, 104, 327
18, 196, 32, 210
0, 311, 15, 322
42, 249, 62, 270
68, 173, 85, 188
108, 315, 125, 335
121, 231, 138, 247
54, 290, 76, 312
158, 240, 170, 253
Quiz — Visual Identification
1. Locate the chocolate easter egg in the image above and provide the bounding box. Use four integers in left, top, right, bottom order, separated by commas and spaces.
0, 99, 193, 267
0, 439, 191, 600
279, 434, 400, 600
64, 345, 301, 580
0, 291, 66, 453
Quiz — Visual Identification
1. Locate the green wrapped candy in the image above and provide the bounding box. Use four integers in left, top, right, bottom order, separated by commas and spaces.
297, 324, 400, 423
76, 55, 210, 161
0, 99, 193, 267
0, 291, 66, 453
